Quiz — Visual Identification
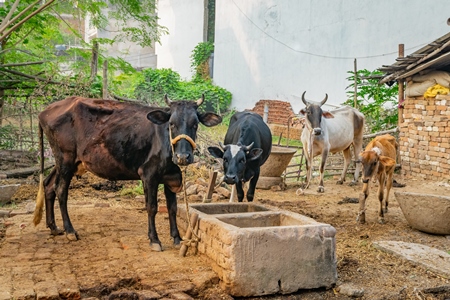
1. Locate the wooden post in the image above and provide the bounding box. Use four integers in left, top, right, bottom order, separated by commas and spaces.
179, 212, 199, 257
90, 41, 99, 80
230, 185, 236, 202
102, 60, 108, 99
397, 44, 405, 124
354, 58, 358, 108
203, 169, 217, 203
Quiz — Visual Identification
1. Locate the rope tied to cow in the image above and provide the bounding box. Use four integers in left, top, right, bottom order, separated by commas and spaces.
179, 165, 200, 257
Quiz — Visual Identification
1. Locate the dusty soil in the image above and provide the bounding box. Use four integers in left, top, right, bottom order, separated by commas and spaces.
1, 172, 450, 299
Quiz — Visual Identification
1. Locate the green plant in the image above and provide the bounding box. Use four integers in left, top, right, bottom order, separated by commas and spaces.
120, 181, 144, 197
343, 69, 398, 133
0, 125, 18, 149
134, 68, 231, 114
190, 41, 214, 80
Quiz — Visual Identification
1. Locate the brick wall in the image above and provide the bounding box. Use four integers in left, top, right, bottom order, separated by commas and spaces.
251, 100, 302, 142
251, 100, 296, 126
399, 95, 450, 180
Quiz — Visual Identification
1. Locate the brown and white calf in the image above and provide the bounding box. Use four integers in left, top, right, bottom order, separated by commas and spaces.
357, 134, 397, 224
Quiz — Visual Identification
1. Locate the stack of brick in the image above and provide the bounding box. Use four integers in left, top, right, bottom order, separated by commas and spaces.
399, 95, 450, 180
251, 100, 302, 141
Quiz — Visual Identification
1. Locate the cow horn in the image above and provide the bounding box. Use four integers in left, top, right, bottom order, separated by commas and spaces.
320, 94, 328, 106
243, 142, 254, 151
164, 94, 172, 106
219, 142, 227, 150
301, 91, 308, 106
196, 94, 205, 106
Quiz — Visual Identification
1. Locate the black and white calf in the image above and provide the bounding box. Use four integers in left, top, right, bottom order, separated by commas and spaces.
208, 111, 272, 202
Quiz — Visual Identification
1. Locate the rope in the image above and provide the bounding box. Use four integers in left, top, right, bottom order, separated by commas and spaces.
180, 166, 200, 246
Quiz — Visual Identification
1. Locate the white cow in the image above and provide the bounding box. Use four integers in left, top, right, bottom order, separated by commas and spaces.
300, 91, 365, 193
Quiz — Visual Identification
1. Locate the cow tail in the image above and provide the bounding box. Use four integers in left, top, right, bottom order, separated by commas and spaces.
33, 123, 45, 226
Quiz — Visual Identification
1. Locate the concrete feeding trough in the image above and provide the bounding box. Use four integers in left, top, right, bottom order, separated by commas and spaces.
395, 191, 450, 235
177, 203, 337, 297
0, 184, 20, 205
257, 146, 297, 189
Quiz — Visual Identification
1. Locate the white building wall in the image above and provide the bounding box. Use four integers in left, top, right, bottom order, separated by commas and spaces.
213, 0, 450, 112
156, 0, 206, 80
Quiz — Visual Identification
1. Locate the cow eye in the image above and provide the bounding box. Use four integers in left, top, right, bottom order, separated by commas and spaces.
239, 158, 245, 164
223, 158, 228, 163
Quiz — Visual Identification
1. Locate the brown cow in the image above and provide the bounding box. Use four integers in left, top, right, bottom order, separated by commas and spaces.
33, 95, 222, 251
357, 134, 397, 224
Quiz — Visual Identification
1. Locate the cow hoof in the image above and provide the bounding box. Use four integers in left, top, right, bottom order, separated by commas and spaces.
336, 180, 344, 185
317, 186, 325, 193
66, 232, 79, 241
348, 181, 357, 187
150, 243, 163, 252
378, 218, 385, 224
50, 227, 64, 236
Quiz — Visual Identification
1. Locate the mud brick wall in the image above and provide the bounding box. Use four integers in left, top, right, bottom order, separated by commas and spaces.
399, 95, 450, 180
251, 100, 302, 142
0, 150, 37, 171
251, 100, 296, 125
269, 124, 302, 141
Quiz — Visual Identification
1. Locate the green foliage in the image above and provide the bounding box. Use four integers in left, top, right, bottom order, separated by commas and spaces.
190, 41, 214, 80
120, 181, 144, 197
0, 125, 17, 149
134, 68, 231, 114
343, 69, 398, 133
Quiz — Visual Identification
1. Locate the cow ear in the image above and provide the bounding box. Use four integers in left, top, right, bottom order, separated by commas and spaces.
299, 109, 306, 116
322, 111, 334, 119
247, 148, 263, 161
199, 112, 222, 127
208, 147, 224, 159
147, 110, 170, 125
379, 156, 395, 168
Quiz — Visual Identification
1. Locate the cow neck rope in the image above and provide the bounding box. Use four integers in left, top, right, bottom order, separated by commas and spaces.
180, 165, 200, 247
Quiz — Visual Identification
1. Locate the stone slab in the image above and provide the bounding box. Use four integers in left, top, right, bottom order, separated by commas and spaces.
0, 184, 20, 204
373, 241, 450, 279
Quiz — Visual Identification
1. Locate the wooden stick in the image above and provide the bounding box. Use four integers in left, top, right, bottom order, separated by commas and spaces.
179, 212, 199, 257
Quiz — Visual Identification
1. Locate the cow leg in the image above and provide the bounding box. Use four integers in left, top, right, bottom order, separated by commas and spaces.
377, 172, 387, 224
352, 137, 363, 185
54, 166, 78, 241
235, 182, 245, 202
44, 168, 64, 236
145, 181, 162, 251
246, 169, 260, 202
384, 170, 394, 214
164, 184, 182, 247
302, 148, 312, 189
337, 147, 351, 185
317, 150, 328, 193
357, 182, 370, 224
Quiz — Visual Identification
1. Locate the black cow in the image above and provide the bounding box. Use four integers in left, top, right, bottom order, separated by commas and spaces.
33, 95, 222, 251
208, 111, 272, 202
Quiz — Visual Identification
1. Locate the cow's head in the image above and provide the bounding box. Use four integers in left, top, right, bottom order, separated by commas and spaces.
299, 91, 333, 135
207, 142, 263, 184
147, 94, 222, 165
358, 144, 395, 183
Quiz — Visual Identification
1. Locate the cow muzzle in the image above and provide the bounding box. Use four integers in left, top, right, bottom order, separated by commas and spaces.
224, 174, 238, 185
174, 153, 193, 166
313, 128, 322, 135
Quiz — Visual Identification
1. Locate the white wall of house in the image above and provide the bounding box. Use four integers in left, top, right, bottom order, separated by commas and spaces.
156, 0, 206, 80
212, 0, 450, 112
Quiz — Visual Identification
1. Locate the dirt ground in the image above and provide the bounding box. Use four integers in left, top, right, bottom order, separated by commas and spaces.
1, 171, 450, 299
